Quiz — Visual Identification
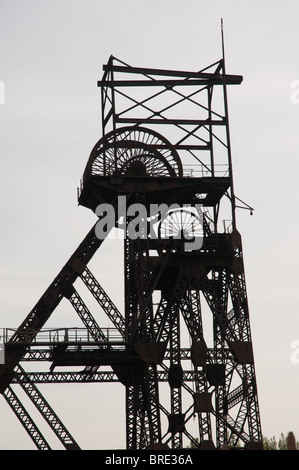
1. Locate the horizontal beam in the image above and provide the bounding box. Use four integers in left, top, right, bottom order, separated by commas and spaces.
15, 345, 233, 362
98, 77, 241, 88
115, 117, 226, 126
102, 64, 243, 85
104, 63, 224, 78
18, 346, 192, 361
12, 370, 201, 383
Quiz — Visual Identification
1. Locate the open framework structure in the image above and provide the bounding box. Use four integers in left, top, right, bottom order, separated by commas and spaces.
0, 51, 263, 450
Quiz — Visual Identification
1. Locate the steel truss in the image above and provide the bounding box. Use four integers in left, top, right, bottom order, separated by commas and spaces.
0, 54, 263, 450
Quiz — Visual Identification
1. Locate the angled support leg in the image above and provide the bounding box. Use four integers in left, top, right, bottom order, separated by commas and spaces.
80, 266, 125, 338
14, 365, 80, 449
3, 386, 51, 450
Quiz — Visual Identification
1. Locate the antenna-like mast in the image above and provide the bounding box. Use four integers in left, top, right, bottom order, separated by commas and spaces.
220, 18, 236, 230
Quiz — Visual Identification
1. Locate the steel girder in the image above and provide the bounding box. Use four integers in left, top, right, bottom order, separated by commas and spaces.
3, 386, 51, 450
14, 365, 80, 450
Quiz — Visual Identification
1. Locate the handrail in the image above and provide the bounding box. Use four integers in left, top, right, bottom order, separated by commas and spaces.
0, 327, 124, 345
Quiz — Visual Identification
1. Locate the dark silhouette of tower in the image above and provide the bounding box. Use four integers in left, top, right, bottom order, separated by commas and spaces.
0, 52, 263, 450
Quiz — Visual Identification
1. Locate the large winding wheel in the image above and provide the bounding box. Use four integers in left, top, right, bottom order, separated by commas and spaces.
83, 126, 183, 179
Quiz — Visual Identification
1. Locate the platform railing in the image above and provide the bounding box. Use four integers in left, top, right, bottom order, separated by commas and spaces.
0, 327, 124, 345
182, 163, 229, 178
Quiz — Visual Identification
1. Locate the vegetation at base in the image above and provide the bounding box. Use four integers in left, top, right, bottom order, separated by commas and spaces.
262, 433, 299, 450
187, 432, 299, 450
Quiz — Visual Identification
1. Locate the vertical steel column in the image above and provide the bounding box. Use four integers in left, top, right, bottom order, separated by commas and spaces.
180, 280, 213, 444
124, 194, 161, 449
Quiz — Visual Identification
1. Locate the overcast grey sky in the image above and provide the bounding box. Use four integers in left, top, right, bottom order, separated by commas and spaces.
0, 0, 299, 450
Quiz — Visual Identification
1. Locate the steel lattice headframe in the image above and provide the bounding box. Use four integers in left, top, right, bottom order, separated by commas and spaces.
0, 54, 263, 450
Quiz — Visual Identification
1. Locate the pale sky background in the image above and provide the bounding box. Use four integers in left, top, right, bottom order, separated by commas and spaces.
0, 0, 299, 450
